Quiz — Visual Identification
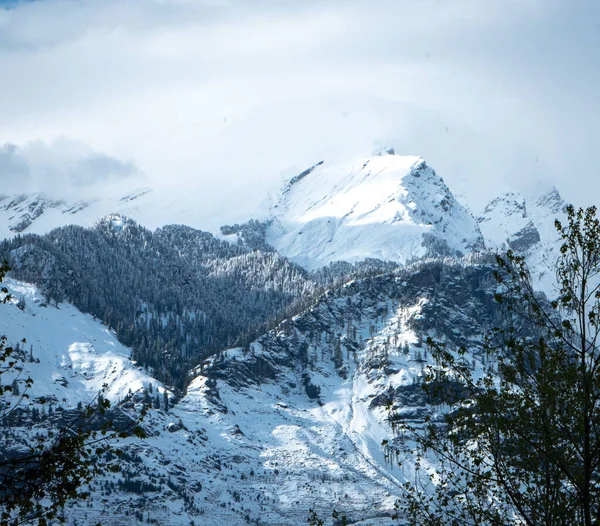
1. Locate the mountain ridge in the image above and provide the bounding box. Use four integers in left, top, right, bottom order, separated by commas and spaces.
1, 154, 569, 281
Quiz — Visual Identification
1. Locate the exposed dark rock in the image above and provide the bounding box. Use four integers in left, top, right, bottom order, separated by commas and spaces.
508, 221, 541, 253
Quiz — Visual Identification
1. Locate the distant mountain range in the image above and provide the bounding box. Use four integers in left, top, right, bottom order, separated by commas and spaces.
1, 150, 567, 281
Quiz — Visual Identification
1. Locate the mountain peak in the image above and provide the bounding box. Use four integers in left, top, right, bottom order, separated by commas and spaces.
478, 188, 569, 295
266, 154, 484, 269
533, 186, 566, 214
372, 144, 396, 156
0, 193, 67, 235
480, 192, 527, 220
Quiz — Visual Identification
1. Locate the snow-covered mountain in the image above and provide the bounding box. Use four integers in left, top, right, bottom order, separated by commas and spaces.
2, 152, 486, 272
0, 149, 578, 525
478, 188, 567, 294
265, 152, 485, 269
173, 257, 502, 525
0, 185, 260, 242
0, 189, 152, 241
2, 255, 503, 525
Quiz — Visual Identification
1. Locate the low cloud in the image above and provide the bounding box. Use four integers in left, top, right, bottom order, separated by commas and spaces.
0, 139, 141, 198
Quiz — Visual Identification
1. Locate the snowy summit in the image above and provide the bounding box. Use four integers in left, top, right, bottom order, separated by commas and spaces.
266, 152, 485, 269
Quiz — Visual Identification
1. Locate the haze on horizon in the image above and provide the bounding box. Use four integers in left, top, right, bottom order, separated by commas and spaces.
0, 0, 599, 225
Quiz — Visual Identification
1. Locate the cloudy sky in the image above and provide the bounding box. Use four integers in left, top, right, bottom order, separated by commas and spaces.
0, 0, 599, 219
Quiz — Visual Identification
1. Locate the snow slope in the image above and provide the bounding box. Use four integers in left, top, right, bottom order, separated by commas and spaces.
266, 152, 485, 269
119, 258, 499, 526
0, 190, 148, 241
1, 277, 166, 406
0, 278, 404, 525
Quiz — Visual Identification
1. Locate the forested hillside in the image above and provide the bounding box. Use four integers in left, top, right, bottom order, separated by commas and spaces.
0, 216, 396, 389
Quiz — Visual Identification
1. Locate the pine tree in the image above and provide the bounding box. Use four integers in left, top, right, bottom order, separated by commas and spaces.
163, 390, 169, 413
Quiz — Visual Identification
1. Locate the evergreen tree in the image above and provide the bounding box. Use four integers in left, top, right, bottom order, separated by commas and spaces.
163, 390, 169, 413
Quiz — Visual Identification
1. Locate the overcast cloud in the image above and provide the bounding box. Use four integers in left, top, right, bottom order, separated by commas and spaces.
0, 0, 599, 219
